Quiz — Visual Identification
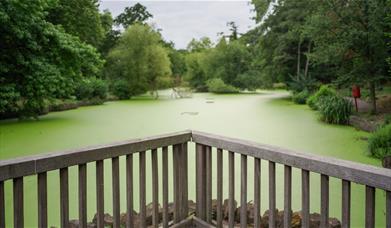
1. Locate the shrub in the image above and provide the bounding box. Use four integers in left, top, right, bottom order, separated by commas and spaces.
318, 95, 352, 124
111, 80, 132, 100
292, 90, 309, 104
307, 85, 336, 110
75, 78, 108, 100
368, 124, 391, 159
206, 78, 239, 94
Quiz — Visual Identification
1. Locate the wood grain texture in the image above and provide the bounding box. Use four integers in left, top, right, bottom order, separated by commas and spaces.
196, 144, 206, 220
229, 151, 235, 228
162, 146, 169, 228
60, 168, 69, 228
151, 149, 159, 227
192, 131, 391, 191
96, 160, 104, 228
365, 186, 375, 228
341, 180, 351, 228
13, 177, 23, 228
126, 155, 133, 228
79, 164, 87, 228
254, 158, 261, 228
112, 157, 120, 228
301, 170, 310, 228
216, 148, 223, 228
38, 172, 47, 228
284, 165, 291, 228
181, 142, 188, 219
320, 174, 329, 228
0, 181, 4, 228
206, 146, 212, 223
139, 151, 146, 228
269, 161, 276, 228
173, 144, 180, 223
240, 155, 247, 228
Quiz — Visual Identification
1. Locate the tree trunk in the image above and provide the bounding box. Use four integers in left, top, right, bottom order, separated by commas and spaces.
369, 81, 377, 114
304, 42, 312, 79
297, 41, 301, 79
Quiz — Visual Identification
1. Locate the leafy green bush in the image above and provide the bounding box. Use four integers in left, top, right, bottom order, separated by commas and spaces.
111, 80, 132, 100
206, 78, 239, 94
292, 90, 309, 104
0, 84, 20, 114
318, 95, 352, 124
368, 124, 391, 159
307, 85, 336, 110
75, 78, 108, 100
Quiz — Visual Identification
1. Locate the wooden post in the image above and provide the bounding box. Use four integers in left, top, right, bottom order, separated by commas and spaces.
342, 180, 351, 228
365, 186, 375, 228
0, 181, 4, 228
13, 177, 24, 228
112, 157, 120, 228
217, 148, 223, 228
254, 158, 261, 228
60, 168, 69, 228
302, 170, 310, 228
126, 155, 133, 228
96, 160, 104, 228
196, 144, 206, 221
38, 172, 47, 228
320, 174, 329, 227
206, 146, 212, 223
139, 151, 146, 228
269, 161, 276, 228
284, 165, 292, 228
79, 164, 87, 228
151, 149, 159, 227
162, 146, 169, 228
240, 155, 247, 228
229, 151, 235, 228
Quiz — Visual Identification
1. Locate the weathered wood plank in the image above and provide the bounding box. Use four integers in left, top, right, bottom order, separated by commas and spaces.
240, 155, 247, 228
365, 186, 375, 228
196, 144, 206, 220
229, 151, 235, 228
341, 180, 351, 228
96, 160, 104, 228
139, 151, 146, 228
181, 142, 188, 219
254, 158, 261, 228
320, 174, 329, 228
269, 161, 276, 228
191, 131, 391, 191
79, 164, 87, 228
13, 177, 23, 228
126, 155, 133, 228
217, 148, 223, 228
193, 216, 216, 228
162, 146, 169, 228
0, 181, 4, 228
206, 146, 212, 223
38, 172, 47, 228
302, 170, 310, 228
173, 144, 180, 223
60, 168, 69, 228
284, 165, 292, 228
0, 131, 191, 181
112, 157, 120, 228
170, 217, 193, 228
387, 191, 391, 228
151, 149, 159, 227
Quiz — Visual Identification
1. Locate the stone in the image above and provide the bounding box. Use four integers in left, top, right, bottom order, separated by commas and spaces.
383, 155, 391, 169
87, 222, 97, 228
329, 217, 342, 228
92, 213, 113, 227
223, 199, 237, 220
120, 211, 138, 225
291, 211, 301, 228
68, 219, 79, 228
309, 213, 321, 228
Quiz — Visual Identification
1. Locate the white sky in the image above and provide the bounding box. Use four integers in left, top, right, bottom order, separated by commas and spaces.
99, 1, 256, 49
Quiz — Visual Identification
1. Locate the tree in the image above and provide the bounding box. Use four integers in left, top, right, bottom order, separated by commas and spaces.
187, 37, 213, 52
185, 52, 209, 91
106, 24, 171, 98
0, 0, 103, 118
47, 0, 104, 47
114, 3, 152, 29
99, 9, 120, 56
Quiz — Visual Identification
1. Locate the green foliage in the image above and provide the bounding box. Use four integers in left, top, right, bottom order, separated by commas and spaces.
114, 3, 152, 29
289, 73, 318, 93
292, 90, 309, 104
307, 85, 336, 110
75, 78, 108, 100
318, 96, 352, 125
106, 24, 171, 97
187, 37, 213, 52
185, 52, 209, 91
0, 84, 21, 114
206, 78, 239, 94
111, 80, 131, 100
368, 124, 391, 159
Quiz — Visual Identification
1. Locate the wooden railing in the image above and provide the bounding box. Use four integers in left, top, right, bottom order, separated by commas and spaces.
0, 130, 390, 228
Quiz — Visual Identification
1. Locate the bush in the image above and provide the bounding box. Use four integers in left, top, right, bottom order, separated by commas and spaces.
368, 124, 391, 159
318, 95, 352, 124
111, 80, 132, 100
307, 85, 336, 110
292, 90, 309, 104
75, 78, 108, 100
206, 78, 239, 94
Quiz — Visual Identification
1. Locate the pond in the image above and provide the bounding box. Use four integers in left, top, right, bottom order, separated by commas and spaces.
0, 90, 385, 227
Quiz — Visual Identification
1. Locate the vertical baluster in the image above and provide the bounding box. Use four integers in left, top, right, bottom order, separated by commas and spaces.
60, 168, 69, 228
269, 161, 276, 228
126, 155, 133, 228
196, 144, 206, 220
162, 146, 169, 228
181, 142, 188, 219
206, 146, 212, 223
228, 151, 235, 228
240, 155, 247, 228
365, 186, 375, 228
216, 148, 223, 228
387, 191, 391, 228
320, 174, 329, 228
0, 181, 4, 228
284, 165, 292, 228
254, 158, 261, 228
301, 170, 310, 228
341, 180, 351, 228
139, 151, 146, 228
79, 164, 87, 228
13, 177, 24, 228
112, 157, 120, 228
173, 144, 180, 222
96, 160, 104, 228
38, 172, 47, 228
151, 149, 159, 227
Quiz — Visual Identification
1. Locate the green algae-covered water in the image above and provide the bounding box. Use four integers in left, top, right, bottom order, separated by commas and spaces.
0, 91, 385, 227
